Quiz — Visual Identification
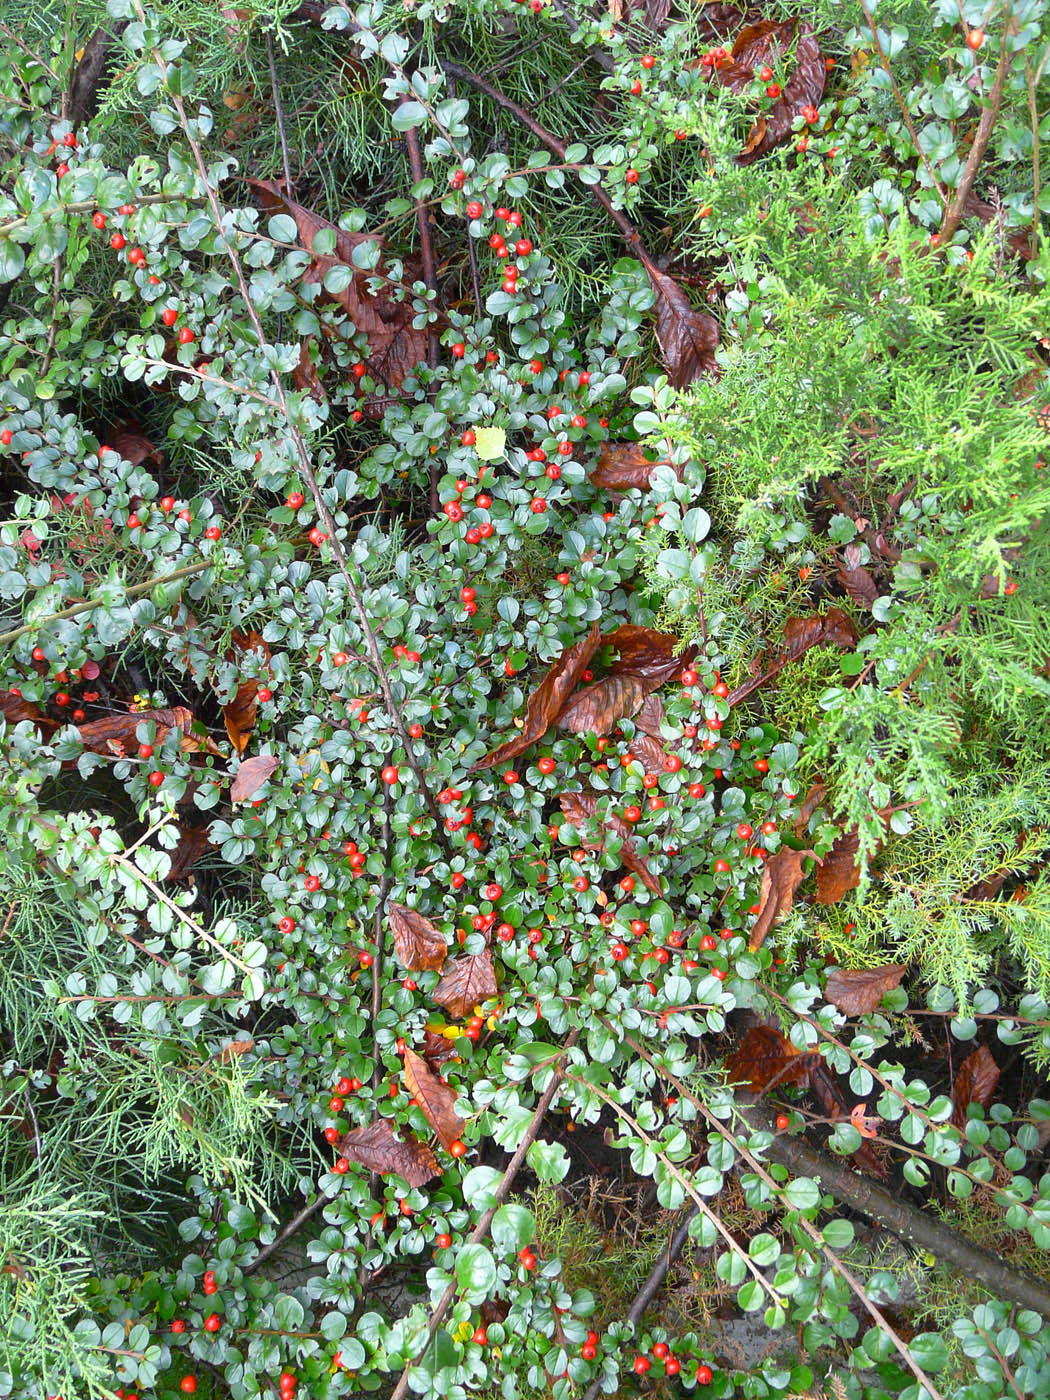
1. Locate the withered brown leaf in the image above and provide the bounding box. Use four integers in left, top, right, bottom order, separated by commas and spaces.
814, 828, 864, 905
718, 20, 826, 165
951, 1045, 1000, 1130
634, 692, 664, 736
555, 672, 652, 736
725, 1025, 817, 1094
626, 731, 669, 777
824, 964, 906, 1016
605, 625, 698, 684
0, 692, 57, 734
588, 442, 669, 492
77, 706, 199, 755
401, 1048, 465, 1151
644, 260, 720, 387
224, 630, 271, 755
247, 180, 429, 409
748, 846, 819, 950
109, 421, 163, 467
230, 753, 279, 803
164, 825, 213, 882
432, 951, 499, 1020
559, 790, 661, 894
214, 1037, 255, 1063
293, 339, 326, 404
388, 902, 447, 973
837, 563, 879, 609
472, 622, 601, 769
422, 1027, 461, 1073
336, 1117, 441, 1187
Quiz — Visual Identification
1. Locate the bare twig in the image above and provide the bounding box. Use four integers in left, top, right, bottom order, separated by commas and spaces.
939, 26, 1012, 244
0, 559, 209, 648
131, 4, 453, 858
244, 1195, 328, 1276
265, 32, 294, 193
388, 1029, 580, 1400
858, 0, 949, 206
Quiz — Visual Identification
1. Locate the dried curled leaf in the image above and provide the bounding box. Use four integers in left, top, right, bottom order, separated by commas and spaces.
472, 622, 601, 769
108, 421, 162, 467
605, 625, 698, 685
214, 1038, 254, 1063
559, 790, 661, 894
824, 964, 906, 1016
951, 1045, 1000, 1130
77, 706, 201, 756
247, 180, 429, 411
626, 731, 669, 777
748, 846, 818, 950
644, 260, 720, 386
588, 443, 669, 492
555, 672, 652, 737
388, 902, 447, 973
432, 951, 499, 1020
336, 1117, 441, 1187
422, 1028, 461, 1073
725, 1025, 817, 1094
714, 19, 827, 164
401, 1047, 464, 1151
230, 753, 279, 803
0, 691, 56, 734
164, 825, 213, 882
224, 630, 271, 755
814, 828, 864, 905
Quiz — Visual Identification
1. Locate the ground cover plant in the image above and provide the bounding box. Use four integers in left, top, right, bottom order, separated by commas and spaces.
2, 2, 1050, 1398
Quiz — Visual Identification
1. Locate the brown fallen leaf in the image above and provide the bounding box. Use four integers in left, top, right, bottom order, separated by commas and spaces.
643, 258, 720, 386
76, 706, 200, 755
814, 828, 864, 905
247, 180, 430, 412
213, 1037, 255, 1063
808, 1059, 888, 1176
559, 790, 661, 894
230, 753, 279, 803
388, 902, 447, 973
588, 442, 670, 492
223, 630, 271, 755
824, 964, 906, 1016
0, 691, 57, 734
472, 622, 601, 770
336, 1117, 441, 1187
555, 672, 652, 737
432, 951, 499, 1020
626, 731, 669, 777
837, 548, 879, 608
729, 609, 858, 706
605, 625, 698, 684
164, 825, 213, 882
725, 1025, 818, 1094
748, 846, 819, 950
711, 19, 826, 164
402, 1048, 465, 1151
108, 420, 162, 468
293, 339, 326, 404
634, 692, 664, 736
951, 1045, 1000, 1130
422, 1027, 461, 1073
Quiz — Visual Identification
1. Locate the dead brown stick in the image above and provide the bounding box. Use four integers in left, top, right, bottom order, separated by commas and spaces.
939, 29, 1012, 244
387, 1029, 580, 1400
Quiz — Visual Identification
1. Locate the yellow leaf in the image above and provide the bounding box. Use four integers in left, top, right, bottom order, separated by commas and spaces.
474, 426, 506, 462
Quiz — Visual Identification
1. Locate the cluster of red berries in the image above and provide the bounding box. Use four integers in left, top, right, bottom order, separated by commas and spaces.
700, 46, 728, 69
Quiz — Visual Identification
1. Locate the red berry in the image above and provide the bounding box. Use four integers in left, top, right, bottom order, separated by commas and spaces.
278, 917, 296, 934
452, 342, 466, 357
450, 1139, 467, 1158
473, 1326, 488, 1345
967, 27, 984, 49
324, 1126, 339, 1143
572, 875, 589, 892
161, 307, 178, 327
180, 1381, 197, 1396
630, 79, 643, 95
160, 495, 176, 512
381, 765, 399, 785
110, 233, 126, 250
776, 1113, 790, 1130
759, 66, 773, 81
178, 327, 195, 345
625, 168, 639, 183
680, 668, 698, 687
653, 1342, 669, 1360
461, 429, 477, 446
204, 1313, 221, 1332
334, 1157, 349, 1173
171, 1319, 186, 1334
538, 756, 555, 774
633, 1356, 650, 1374
503, 770, 519, 785
582, 1343, 597, 1360
436, 1233, 452, 1248
766, 83, 781, 98
697, 1364, 713, 1385
148, 771, 164, 788
641, 54, 655, 69
754, 758, 769, 773
204, 525, 221, 540
666, 1357, 681, 1376
466, 201, 483, 218
92, 211, 106, 229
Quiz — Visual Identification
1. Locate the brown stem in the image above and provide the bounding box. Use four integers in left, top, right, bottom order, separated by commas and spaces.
132, 8, 454, 861
243, 1195, 328, 1276
387, 1028, 579, 1400
857, 0, 949, 206
265, 32, 294, 193
438, 60, 644, 253
0, 559, 209, 648
547, 1, 616, 75
939, 26, 1012, 244
619, 1024, 1050, 1323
